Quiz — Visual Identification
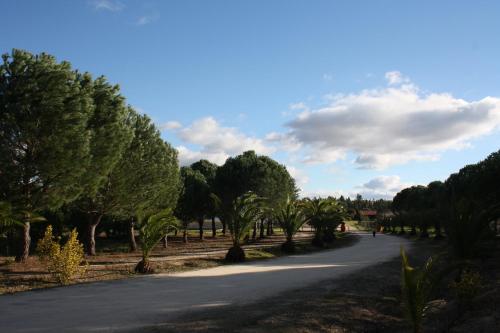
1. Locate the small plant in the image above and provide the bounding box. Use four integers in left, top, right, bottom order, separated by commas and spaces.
274, 197, 306, 253
401, 247, 437, 333
225, 192, 262, 262
37, 225, 87, 285
450, 270, 482, 307
135, 208, 179, 273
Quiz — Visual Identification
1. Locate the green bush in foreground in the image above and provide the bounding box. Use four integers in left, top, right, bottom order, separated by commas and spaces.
401, 247, 436, 333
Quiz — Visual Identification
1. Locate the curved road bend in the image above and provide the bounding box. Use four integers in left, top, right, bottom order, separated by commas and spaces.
0, 232, 411, 332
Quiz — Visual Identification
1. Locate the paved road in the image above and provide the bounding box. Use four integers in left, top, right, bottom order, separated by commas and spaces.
0, 233, 411, 332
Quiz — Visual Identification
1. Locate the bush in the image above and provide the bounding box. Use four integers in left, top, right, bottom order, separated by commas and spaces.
450, 270, 482, 307
401, 247, 437, 333
37, 225, 87, 285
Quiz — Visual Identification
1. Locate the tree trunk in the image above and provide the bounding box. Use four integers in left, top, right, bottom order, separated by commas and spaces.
222, 220, 226, 235
86, 214, 102, 256
15, 222, 31, 262
198, 218, 204, 240
270, 220, 274, 235
252, 221, 257, 240
260, 218, 265, 238
129, 218, 137, 252
183, 229, 188, 243
162, 235, 168, 248
266, 220, 271, 236
211, 217, 216, 238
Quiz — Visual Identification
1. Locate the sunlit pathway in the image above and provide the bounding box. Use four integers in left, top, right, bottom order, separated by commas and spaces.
0, 233, 411, 332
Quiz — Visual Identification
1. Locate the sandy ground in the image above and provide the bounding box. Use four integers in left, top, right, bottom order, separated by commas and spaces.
0, 232, 410, 333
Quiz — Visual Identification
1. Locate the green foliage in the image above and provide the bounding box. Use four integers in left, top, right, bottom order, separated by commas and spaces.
274, 197, 306, 252
214, 151, 297, 216
400, 247, 436, 333
224, 192, 262, 262
227, 193, 263, 246
303, 197, 345, 245
135, 208, 179, 273
176, 167, 210, 223
445, 200, 494, 260
450, 270, 482, 306
77, 75, 134, 200
79, 111, 180, 255
0, 202, 24, 231
37, 225, 87, 285
0, 49, 93, 260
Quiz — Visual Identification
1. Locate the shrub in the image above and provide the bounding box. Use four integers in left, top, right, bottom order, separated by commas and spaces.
401, 247, 437, 333
450, 270, 482, 307
37, 225, 87, 285
135, 208, 179, 273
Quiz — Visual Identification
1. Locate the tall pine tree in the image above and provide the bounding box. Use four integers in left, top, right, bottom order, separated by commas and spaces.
0, 50, 93, 261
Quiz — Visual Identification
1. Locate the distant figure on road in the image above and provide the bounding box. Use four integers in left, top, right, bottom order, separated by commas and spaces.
372, 230, 376, 237
372, 223, 377, 237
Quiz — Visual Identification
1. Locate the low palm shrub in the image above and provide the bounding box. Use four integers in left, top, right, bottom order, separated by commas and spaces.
400, 247, 437, 333
274, 198, 306, 253
225, 192, 262, 262
135, 208, 179, 273
450, 270, 482, 309
37, 225, 87, 285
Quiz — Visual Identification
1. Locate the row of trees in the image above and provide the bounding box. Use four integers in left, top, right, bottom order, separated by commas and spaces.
396, 150, 500, 333
0, 49, 180, 262
0, 49, 349, 269
391, 149, 500, 259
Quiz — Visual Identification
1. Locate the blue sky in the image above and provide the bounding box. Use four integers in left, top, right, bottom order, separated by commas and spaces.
2, 0, 500, 199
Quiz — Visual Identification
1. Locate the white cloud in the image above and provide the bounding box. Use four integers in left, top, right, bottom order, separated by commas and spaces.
285, 166, 309, 188
161, 121, 182, 130
285, 76, 500, 169
289, 102, 309, 111
354, 175, 412, 199
91, 0, 124, 11
384, 70, 409, 85
299, 188, 346, 199
164, 117, 275, 166
265, 132, 302, 152
136, 12, 160, 25
176, 146, 229, 166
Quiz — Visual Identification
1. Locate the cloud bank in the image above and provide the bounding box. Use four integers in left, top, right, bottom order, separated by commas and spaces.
286, 76, 500, 169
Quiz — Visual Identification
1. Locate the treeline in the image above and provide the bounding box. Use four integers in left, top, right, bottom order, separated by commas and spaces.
0, 50, 349, 271
388, 149, 500, 258
0, 49, 180, 262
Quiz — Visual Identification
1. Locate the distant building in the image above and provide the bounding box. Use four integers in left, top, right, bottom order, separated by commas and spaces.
358, 210, 377, 221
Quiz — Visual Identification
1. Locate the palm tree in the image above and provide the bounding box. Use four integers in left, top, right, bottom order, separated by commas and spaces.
302, 198, 331, 247
274, 197, 306, 253
135, 208, 179, 273
302, 197, 346, 246
225, 192, 262, 262
0, 202, 23, 230
0, 202, 45, 259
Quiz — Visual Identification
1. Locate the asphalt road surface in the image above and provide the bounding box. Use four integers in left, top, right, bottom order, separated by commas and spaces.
0, 232, 411, 332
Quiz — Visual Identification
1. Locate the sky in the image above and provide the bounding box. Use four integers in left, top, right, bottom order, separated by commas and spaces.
2, 0, 500, 199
